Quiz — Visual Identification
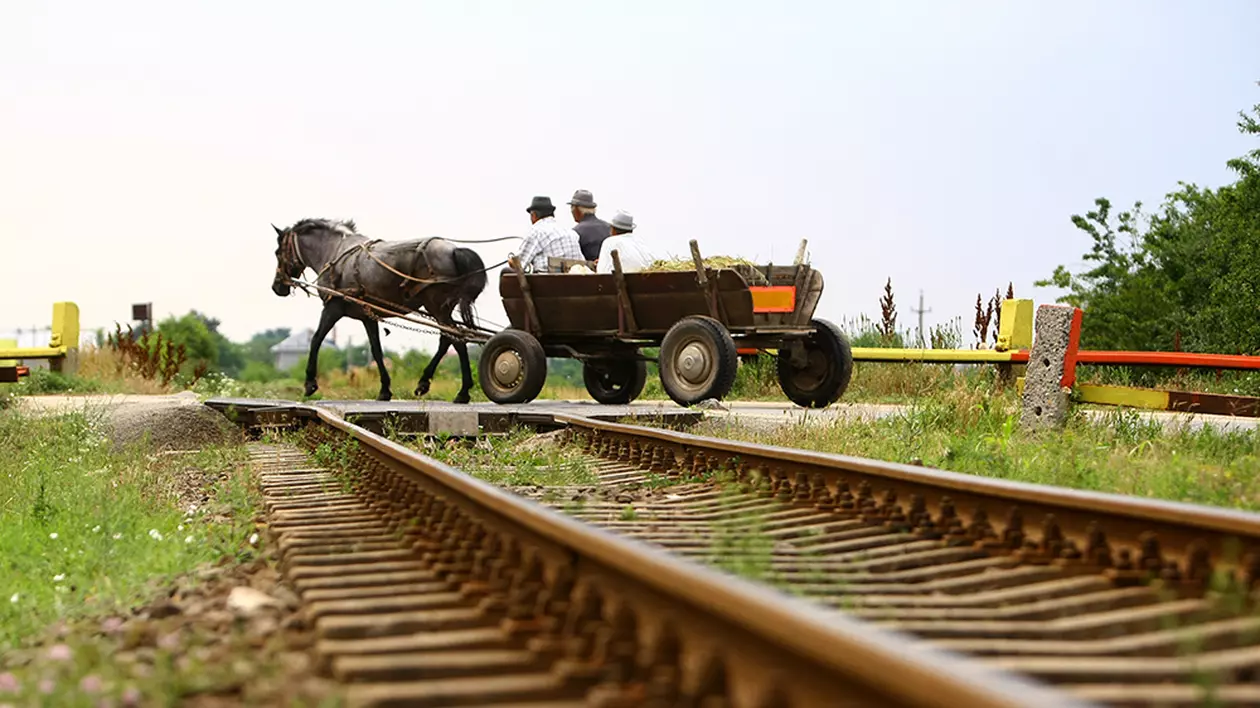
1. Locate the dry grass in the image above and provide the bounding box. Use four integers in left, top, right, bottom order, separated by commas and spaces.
74, 347, 171, 395
642, 256, 759, 272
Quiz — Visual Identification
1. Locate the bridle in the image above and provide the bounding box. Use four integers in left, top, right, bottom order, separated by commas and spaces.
275, 229, 307, 284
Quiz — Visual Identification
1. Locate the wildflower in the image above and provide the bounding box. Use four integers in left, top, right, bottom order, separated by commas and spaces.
248, 533, 259, 546
79, 675, 103, 693
177, 525, 184, 532
112, 533, 122, 540
53, 574, 65, 582
0, 672, 18, 692
8, 594, 17, 604
49, 533, 58, 540
121, 686, 141, 706
148, 529, 163, 541
47, 644, 72, 661
37, 678, 53, 694
184, 536, 194, 544
92, 525, 101, 533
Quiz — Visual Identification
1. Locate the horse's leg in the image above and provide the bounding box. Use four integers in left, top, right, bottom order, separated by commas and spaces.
305, 305, 341, 397
362, 318, 392, 401
452, 340, 473, 404
414, 335, 451, 397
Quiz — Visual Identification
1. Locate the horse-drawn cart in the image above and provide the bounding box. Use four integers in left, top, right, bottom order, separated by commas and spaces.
477, 241, 854, 408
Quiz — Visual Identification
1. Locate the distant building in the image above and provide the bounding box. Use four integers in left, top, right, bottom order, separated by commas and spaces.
270, 329, 333, 371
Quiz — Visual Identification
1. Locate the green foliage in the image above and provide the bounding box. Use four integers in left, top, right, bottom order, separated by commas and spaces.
417, 427, 597, 487
156, 313, 218, 367
242, 328, 290, 364
0, 409, 254, 653
1038, 95, 1260, 354
14, 369, 102, 395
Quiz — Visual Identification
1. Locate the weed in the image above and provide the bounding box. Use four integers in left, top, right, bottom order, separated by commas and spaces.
0, 407, 255, 654
105, 324, 201, 388
417, 428, 598, 487
878, 278, 898, 345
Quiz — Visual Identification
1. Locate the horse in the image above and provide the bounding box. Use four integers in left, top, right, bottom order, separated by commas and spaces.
270, 218, 488, 403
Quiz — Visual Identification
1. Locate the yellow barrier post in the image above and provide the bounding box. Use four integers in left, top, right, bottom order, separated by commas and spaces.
0, 302, 80, 376
993, 298, 1033, 388
995, 299, 1034, 352
49, 302, 80, 376
0, 339, 16, 368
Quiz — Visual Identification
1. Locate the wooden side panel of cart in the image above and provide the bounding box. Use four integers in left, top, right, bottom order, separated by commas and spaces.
498, 266, 825, 339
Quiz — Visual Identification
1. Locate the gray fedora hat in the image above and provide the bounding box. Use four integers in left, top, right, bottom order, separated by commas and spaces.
526, 196, 555, 213
567, 189, 597, 208
609, 210, 636, 232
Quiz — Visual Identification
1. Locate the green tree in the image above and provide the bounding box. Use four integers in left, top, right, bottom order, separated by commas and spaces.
1038, 93, 1260, 354
156, 313, 217, 366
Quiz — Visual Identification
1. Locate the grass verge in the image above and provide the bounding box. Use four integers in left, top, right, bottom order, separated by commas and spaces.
0, 406, 264, 706
691, 378, 1260, 511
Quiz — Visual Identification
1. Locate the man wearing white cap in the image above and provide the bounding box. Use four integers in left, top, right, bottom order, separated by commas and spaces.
595, 210, 656, 274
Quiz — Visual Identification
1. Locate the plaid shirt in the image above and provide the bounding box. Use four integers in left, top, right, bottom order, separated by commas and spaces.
515, 216, 584, 272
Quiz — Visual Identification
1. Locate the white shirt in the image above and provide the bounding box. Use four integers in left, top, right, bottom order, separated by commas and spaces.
596, 234, 655, 273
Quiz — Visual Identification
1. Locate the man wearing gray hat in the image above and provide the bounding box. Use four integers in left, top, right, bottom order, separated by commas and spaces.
595, 210, 656, 274
568, 189, 611, 261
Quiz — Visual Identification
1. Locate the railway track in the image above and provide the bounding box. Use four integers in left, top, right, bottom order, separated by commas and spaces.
249, 406, 1260, 707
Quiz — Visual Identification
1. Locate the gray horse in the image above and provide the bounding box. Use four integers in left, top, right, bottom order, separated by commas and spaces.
270, 218, 487, 402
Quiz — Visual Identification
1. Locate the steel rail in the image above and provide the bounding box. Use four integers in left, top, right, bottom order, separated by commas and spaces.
305, 406, 1082, 707
554, 414, 1260, 589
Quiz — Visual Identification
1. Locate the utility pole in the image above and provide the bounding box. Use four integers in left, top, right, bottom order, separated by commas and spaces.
911, 290, 931, 347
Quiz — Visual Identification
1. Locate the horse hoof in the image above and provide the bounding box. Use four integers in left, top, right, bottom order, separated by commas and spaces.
304, 383, 319, 397
377, 391, 392, 402
452, 393, 471, 404
415, 380, 431, 397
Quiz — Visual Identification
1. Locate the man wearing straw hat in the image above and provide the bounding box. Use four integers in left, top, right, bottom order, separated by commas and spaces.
595, 210, 655, 274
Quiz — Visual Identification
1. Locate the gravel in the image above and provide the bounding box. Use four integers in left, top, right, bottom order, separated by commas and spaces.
107, 397, 243, 453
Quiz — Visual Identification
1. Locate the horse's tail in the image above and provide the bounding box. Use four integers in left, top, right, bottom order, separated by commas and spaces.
452, 247, 487, 329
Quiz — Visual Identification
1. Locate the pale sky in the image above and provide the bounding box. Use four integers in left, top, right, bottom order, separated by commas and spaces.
3, 1, 1258, 354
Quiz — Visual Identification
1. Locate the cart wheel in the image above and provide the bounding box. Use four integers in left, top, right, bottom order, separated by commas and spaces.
583, 359, 647, 405
478, 329, 547, 404
659, 316, 739, 406
777, 318, 853, 408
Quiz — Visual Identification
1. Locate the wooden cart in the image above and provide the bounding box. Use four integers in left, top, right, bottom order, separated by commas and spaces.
477, 241, 854, 408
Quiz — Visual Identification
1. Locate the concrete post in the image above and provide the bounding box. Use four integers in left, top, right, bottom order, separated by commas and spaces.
1020, 305, 1082, 430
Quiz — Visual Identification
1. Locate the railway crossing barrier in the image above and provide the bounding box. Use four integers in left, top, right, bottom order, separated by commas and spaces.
0, 302, 80, 382
844, 297, 1260, 426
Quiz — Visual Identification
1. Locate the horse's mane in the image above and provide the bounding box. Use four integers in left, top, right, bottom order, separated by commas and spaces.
291, 218, 358, 236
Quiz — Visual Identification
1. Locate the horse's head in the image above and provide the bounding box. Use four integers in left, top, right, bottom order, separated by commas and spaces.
271, 223, 303, 296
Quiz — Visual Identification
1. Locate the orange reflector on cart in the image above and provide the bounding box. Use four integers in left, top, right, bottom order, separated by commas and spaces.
750, 286, 796, 313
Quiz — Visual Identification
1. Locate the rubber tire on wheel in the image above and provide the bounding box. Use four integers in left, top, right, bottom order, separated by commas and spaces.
478, 329, 547, 404
583, 359, 648, 405
659, 316, 739, 407
777, 318, 854, 409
